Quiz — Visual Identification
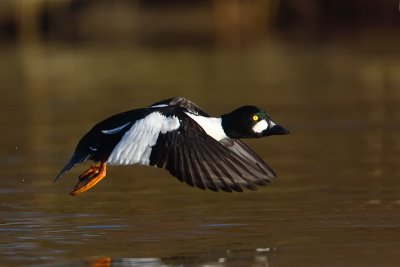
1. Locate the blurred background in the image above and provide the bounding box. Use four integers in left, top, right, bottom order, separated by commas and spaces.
1, 1, 400, 266
2, 0, 399, 160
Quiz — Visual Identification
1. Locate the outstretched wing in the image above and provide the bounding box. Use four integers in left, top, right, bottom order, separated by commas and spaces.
149, 111, 275, 192
220, 139, 276, 178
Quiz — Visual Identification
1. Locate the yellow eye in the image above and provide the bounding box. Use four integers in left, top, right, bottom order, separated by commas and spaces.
252, 115, 259, 121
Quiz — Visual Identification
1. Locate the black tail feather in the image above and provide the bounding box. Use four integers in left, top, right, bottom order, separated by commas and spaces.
53, 153, 91, 183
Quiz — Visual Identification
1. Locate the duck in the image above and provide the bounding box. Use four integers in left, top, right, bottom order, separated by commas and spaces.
55, 97, 289, 196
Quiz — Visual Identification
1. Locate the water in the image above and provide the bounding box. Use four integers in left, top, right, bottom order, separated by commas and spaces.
1, 36, 400, 266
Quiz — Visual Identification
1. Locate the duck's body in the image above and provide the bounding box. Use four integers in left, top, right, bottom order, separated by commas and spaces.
55, 97, 289, 195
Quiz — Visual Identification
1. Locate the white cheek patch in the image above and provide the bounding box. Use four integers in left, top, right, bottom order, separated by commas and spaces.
252, 119, 269, 133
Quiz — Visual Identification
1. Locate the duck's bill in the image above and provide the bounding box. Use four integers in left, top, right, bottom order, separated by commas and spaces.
70, 162, 107, 196
263, 123, 290, 136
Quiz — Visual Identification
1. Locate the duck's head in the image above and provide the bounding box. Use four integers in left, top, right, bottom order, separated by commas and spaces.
221, 106, 289, 139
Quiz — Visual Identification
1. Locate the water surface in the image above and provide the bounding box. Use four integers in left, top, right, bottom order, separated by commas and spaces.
1, 37, 400, 266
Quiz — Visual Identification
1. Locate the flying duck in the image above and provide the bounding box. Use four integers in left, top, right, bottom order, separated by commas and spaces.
55, 97, 289, 195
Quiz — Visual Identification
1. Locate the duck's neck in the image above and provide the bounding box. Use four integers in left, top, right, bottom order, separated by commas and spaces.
185, 113, 227, 141
220, 113, 243, 139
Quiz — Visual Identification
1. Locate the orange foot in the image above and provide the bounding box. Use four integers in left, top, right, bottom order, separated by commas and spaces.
70, 161, 107, 196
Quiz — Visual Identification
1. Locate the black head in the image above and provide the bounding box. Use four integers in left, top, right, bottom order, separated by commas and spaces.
221, 106, 289, 139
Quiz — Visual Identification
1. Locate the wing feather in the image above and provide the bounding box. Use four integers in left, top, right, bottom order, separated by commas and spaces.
212, 141, 269, 186
200, 145, 233, 192
149, 110, 275, 192
191, 140, 219, 191
222, 139, 276, 177
183, 139, 205, 189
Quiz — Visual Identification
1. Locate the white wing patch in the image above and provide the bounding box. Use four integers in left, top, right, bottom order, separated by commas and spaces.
101, 122, 131, 135
106, 112, 180, 166
185, 112, 227, 141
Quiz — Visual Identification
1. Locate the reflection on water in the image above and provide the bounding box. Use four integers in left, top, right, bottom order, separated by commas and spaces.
49, 250, 272, 267
1, 35, 400, 266
83, 249, 272, 267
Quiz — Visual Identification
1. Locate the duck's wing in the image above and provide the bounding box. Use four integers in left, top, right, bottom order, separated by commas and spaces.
150, 97, 210, 117
149, 111, 275, 192
220, 139, 276, 178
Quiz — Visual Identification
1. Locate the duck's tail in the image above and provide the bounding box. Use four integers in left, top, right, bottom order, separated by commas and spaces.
53, 152, 91, 183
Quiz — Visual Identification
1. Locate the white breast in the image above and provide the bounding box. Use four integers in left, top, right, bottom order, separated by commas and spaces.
106, 112, 180, 166
185, 112, 227, 141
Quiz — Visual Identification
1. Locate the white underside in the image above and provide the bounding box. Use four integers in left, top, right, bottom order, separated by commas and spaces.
185, 112, 227, 141
106, 112, 180, 166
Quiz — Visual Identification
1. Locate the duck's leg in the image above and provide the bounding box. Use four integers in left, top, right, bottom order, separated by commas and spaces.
70, 161, 107, 196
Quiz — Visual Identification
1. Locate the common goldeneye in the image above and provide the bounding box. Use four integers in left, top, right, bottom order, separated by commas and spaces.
55, 97, 289, 195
